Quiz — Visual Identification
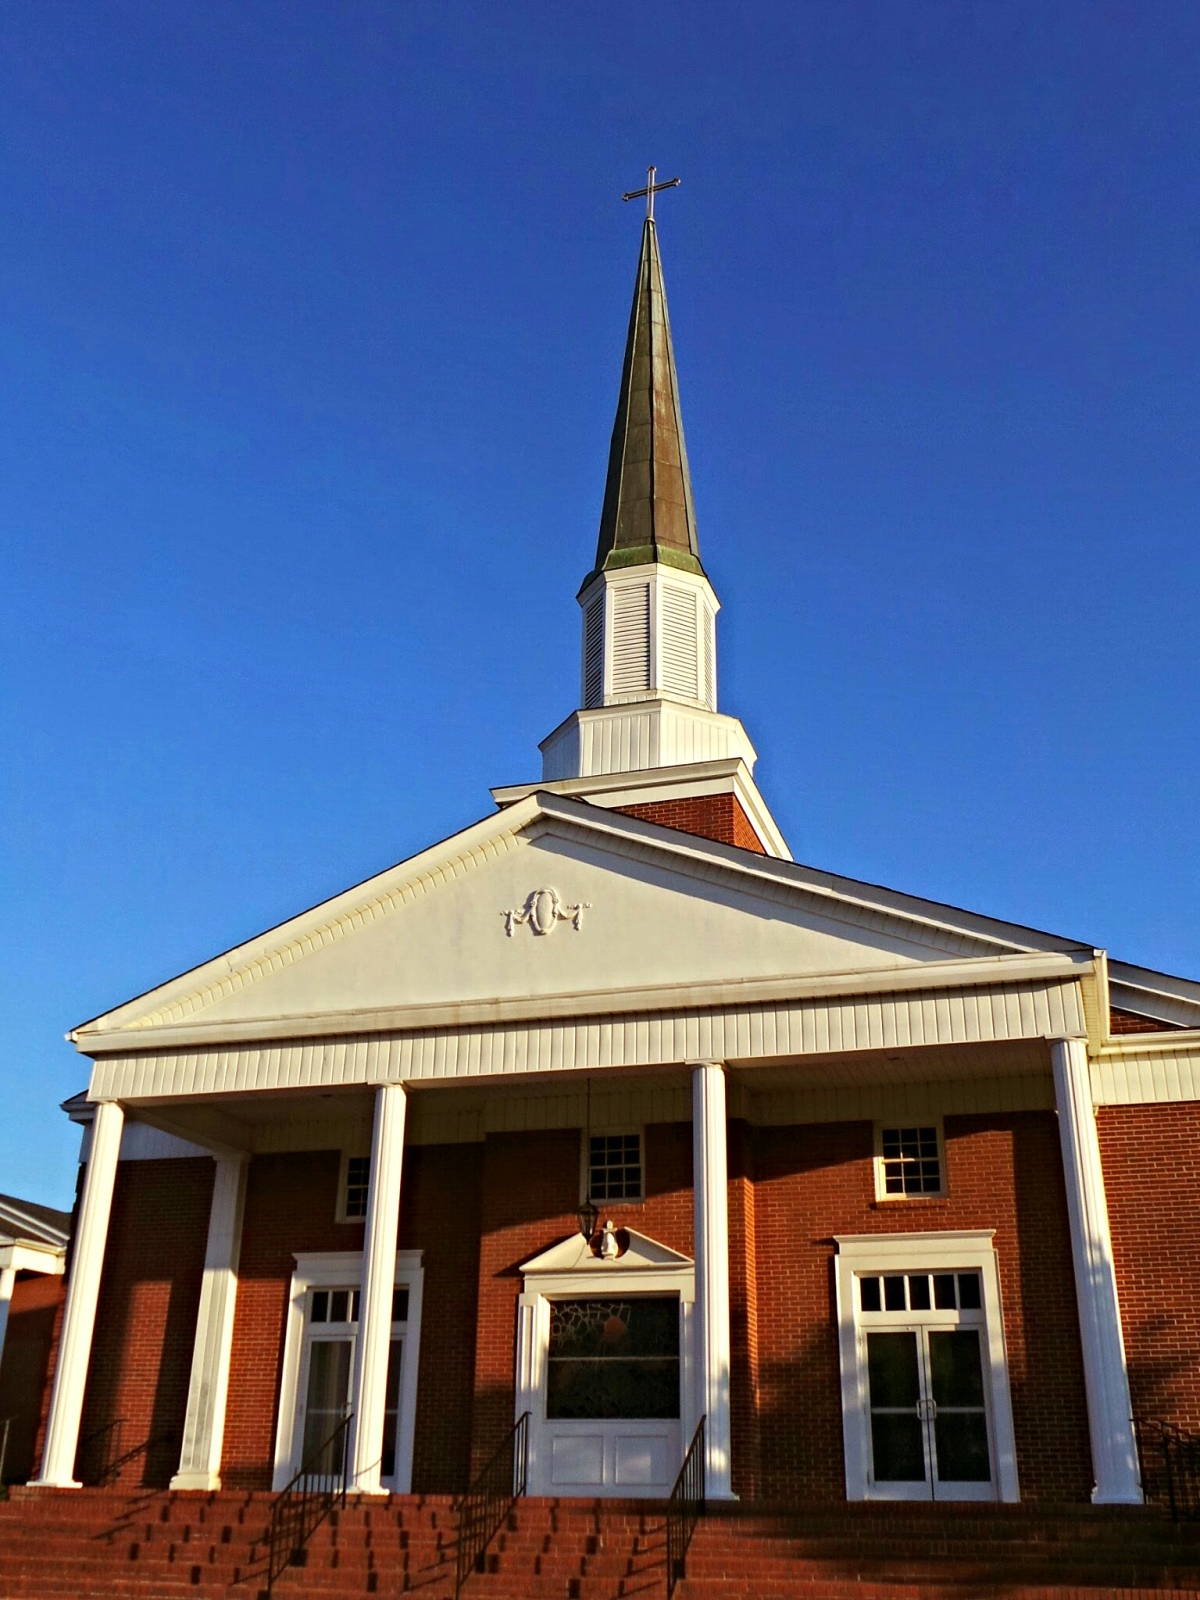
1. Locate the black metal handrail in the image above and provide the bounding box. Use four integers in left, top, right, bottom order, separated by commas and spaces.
0, 1417, 13, 1497
265, 1412, 354, 1597
666, 1416, 706, 1598
76, 1417, 127, 1486
1137, 1418, 1200, 1522
455, 1411, 529, 1596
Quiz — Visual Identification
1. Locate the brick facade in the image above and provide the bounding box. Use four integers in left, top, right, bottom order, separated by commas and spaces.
471, 1123, 694, 1472
1099, 1101, 1200, 1433
750, 1112, 1093, 1504
62, 1100, 1198, 1507
76, 1157, 214, 1487
614, 793, 767, 853
0, 1271, 64, 1482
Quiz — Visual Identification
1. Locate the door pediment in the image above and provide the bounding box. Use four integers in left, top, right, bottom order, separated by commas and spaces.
520, 1228, 693, 1278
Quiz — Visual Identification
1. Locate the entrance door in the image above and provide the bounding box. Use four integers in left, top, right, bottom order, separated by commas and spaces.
860, 1270, 996, 1501
292, 1285, 413, 1490
538, 1296, 681, 1496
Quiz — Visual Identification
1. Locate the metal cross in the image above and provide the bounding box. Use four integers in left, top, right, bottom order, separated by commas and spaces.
622, 164, 681, 221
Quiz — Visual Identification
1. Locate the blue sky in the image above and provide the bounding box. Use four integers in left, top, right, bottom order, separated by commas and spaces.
3, 2, 1198, 1207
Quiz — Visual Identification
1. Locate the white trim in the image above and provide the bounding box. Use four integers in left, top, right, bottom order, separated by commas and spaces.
873, 1119, 947, 1202
272, 1248, 424, 1493
1052, 1038, 1142, 1503
171, 1154, 248, 1490
34, 1099, 125, 1488
0, 1241, 65, 1276
833, 1230, 1019, 1504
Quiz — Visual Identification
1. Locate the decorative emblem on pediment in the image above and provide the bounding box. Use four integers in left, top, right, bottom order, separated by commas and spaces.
502, 886, 591, 938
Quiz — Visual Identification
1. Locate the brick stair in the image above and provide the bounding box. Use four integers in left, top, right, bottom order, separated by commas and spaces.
0, 1489, 1199, 1599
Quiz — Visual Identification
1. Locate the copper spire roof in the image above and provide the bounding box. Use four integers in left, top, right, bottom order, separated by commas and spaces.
585, 218, 704, 587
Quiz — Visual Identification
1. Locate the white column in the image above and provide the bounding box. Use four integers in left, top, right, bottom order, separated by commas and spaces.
34, 1099, 125, 1488
692, 1061, 734, 1499
0, 1260, 15, 1381
171, 1155, 248, 1490
351, 1082, 406, 1493
1052, 1037, 1142, 1504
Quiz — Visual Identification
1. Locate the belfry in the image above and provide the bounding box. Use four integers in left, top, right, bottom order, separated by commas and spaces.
5, 182, 1200, 1599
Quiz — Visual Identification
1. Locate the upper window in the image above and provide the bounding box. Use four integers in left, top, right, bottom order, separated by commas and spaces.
588, 1132, 643, 1202
875, 1124, 944, 1200
338, 1153, 371, 1222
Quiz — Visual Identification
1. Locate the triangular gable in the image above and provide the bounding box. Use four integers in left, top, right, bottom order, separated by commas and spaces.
73, 791, 1095, 1049
521, 1228, 693, 1276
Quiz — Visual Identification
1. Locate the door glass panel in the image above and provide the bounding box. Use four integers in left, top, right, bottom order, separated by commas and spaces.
929, 1330, 991, 1483
302, 1339, 352, 1472
381, 1338, 403, 1479
546, 1298, 680, 1420
866, 1331, 926, 1482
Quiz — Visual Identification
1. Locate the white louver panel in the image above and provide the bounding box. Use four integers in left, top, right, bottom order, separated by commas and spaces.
582, 594, 604, 708
660, 586, 699, 699
610, 583, 651, 695
703, 611, 715, 709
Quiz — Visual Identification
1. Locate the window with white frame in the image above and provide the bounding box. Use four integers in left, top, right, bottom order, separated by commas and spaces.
833, 1231, 1019, 1505
587, 1132, 643, 1202
337, 1153, 371, 1222
875, 1123, 945, 1200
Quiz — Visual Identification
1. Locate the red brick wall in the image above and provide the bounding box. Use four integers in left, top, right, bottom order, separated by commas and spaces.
471, 1123, 694, 1471
0, 1271, 65, 1482
751, 1113, 1092, 1504
222, 1151, 363, 1489
400, 1143, 483, 1493
1109, 1008, 1184, 1035
614, 794, 767, 853
221, 1144, 486, 1493
1099, 1102, 1200, 1432
78, 1158, 214, 1487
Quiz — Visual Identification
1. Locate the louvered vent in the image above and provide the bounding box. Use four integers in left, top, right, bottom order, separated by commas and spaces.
611, 583, 651, 695
660, 587, 699, 698
703, 611, 715, 708
582, 595, 604, 708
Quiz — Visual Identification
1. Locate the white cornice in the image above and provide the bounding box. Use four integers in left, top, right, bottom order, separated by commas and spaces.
73, 951, 1091, 1056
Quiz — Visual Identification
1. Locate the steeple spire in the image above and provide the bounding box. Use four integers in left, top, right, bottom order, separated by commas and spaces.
587, 216, 703, 587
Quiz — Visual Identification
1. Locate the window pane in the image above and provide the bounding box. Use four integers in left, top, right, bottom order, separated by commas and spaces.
392, 1287, 409, 1323
330, 1290, 349, 1323
870, 1412, 927, 1482
589, 1133, 643, 1200
345, 1155, 371, 1219
866, 1331, 921, 1409
880, 1125, 941, 1195
957, 1273, 982, 1310
933, 1274, 957, 1310
883, 1275, 907, 1312
547, 1297, 680, 1420
302, 1340, 351, 1471
929, 1330, 986, 1409
907, 1275, 931, 1310
859, 1276, 882, 1312
934, 1412, 991, 1482
310, 1290, 329, 1323
381, 1338, 402, 1479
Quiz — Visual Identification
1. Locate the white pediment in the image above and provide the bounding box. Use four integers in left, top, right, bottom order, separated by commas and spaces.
520, 1228, 693, 1277
75, 792, 1088, 1046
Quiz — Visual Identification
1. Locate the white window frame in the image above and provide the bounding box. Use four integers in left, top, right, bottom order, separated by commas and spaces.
834, 1230, 1019, 1504
273, 1249, 424, 1492
335, 1151, 372, 1223
580, 1127, 645, 1206
873, 1120, 947, 1202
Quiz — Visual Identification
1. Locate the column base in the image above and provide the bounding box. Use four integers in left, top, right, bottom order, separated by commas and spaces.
29, 1477, 82, 1490
170, 1469, 223, 1491
1092, 1487, 1145, 1505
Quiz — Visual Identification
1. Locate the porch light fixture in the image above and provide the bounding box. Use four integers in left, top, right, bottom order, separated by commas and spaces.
576, 1197, 599, 1242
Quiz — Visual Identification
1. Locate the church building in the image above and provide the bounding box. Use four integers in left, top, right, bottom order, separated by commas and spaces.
20, 203, 1200, 1535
